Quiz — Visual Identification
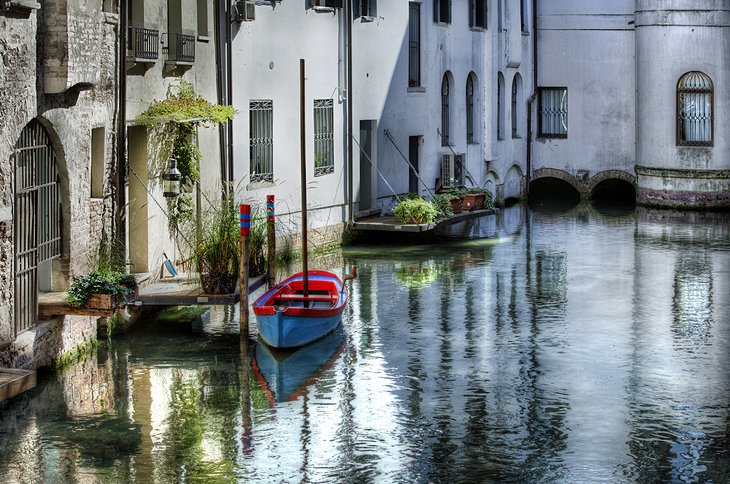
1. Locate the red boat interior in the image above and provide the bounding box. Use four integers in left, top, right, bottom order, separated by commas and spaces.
270, 279, 340, 309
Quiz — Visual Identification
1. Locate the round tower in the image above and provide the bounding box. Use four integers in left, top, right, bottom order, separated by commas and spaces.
635, 0, 730, 209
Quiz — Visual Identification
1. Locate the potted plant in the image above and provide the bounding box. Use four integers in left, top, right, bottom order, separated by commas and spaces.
393, 197, 440, 225
432, 193, 455, 219
194, 200, 240, 294
66, 270, 137, 310
462, 188, 487, 211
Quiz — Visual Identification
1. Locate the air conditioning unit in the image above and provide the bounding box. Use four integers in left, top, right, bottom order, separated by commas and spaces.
441, 153, 465, 189
233, 0, 255, 22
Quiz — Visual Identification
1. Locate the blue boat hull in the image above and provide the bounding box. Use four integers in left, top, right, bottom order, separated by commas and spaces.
256, 310, 342, 348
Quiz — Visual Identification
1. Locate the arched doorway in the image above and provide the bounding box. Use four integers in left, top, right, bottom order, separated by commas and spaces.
13, 120, 62, 335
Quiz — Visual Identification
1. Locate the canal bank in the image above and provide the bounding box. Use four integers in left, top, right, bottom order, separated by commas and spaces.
1, 202, 729, 482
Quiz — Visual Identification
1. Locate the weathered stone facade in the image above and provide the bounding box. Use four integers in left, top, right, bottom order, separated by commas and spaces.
0, 1, 120, 369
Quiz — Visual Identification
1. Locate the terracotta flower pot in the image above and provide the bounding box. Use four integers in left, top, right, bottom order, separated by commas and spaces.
449, 196, 463, 214
462, 193, 486, 211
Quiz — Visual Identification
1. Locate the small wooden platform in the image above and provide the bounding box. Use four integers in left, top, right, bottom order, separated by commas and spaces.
352, 208, 496, 234
130, 273, 267, 306
0, 368, 36, 403
39, 292, 117, 320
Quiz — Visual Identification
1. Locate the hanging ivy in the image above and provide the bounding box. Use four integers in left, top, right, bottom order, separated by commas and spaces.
135, 81, 236, 244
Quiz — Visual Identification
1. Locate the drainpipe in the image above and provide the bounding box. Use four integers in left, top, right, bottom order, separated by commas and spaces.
225, 0, 235, 199
526, 0, 538, 194
346, 0, 353, 225
116, 0, 128, 255
215, 0, 227, 198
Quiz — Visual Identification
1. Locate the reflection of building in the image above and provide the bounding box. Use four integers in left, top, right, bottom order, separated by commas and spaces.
0, 1, 120, 368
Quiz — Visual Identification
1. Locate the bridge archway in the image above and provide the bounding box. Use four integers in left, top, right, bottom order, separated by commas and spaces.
528, 176, 580, 211
588, 170, 636, 203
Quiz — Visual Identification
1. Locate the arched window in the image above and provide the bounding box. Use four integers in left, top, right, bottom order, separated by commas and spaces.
497, 72, 505, 140
441, 73, 450, 146
677, 71, 713, 146
466, 74, 475, 144
512, 74, 522, 138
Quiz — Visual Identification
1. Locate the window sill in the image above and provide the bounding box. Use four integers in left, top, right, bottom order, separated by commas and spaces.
470, 26, 487, 32
247, 180, 276, 190
408, 86, 426, 93
521, 31, 530, 36
537, 135, 568, 139
197, 35, 210, 43
434, 22, 451, 27
467, 141, 479, 145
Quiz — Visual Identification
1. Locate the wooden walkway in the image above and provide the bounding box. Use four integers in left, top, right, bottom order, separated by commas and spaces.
130, 273, 267, 306
0, 368, 36, 403
351, 208, 496, 241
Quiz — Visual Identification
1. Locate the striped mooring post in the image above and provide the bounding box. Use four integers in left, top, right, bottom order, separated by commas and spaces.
239, 204, 251, 336
266, 195, 276, 289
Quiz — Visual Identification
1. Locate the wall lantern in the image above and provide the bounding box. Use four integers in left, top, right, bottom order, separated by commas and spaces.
163, 156, 181, 198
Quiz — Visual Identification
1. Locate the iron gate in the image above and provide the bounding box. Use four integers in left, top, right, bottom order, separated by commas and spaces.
13, 120, 62, 335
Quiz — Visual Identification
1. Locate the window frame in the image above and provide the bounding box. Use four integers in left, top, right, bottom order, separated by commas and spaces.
676, 72, 713, 147
466, 75, 475, 144
537, 87, 568, 139
433, 0, 451, 25
313, 98, 335, 177
408, 2, 421, 88
441, 74, 450, 146
469, 0, 487, 30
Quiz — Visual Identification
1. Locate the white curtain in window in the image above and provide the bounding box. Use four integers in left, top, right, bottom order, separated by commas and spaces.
680, 92, 711, 143
540, 88, 567, 136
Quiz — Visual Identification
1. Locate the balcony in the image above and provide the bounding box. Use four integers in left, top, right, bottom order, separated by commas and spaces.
163, 33, 196, 66
127, 26, 159, 63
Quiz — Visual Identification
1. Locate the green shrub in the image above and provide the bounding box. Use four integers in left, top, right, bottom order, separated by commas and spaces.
393, 197, 439, 224
67, 270, 137, 307
431, 193, 455, 217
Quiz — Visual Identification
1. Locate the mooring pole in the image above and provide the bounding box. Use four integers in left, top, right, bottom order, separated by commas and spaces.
299, 58, 309, 297
266, 194, 276, 289
239, 204, 251, 337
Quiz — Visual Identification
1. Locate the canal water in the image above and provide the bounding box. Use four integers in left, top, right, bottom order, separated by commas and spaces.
1, 203, 729, 483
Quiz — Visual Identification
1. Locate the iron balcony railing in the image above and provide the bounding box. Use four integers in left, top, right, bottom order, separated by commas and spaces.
163, 33, 196, 64
127, 27, 160, 61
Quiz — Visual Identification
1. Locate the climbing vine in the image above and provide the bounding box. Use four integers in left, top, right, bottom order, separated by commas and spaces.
135, 80, 236, 245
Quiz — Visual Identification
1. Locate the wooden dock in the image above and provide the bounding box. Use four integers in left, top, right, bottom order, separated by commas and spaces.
130, 273, 267, 306
0, 368, 36, 403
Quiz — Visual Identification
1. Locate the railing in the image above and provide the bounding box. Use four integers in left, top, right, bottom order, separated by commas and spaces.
164, 33, 196, 64
127, 27, 159, 61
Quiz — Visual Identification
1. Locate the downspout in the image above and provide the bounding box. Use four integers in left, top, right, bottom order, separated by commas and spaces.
215, 0, 227, 198
346, 0, 353, 225
226, 0, 234, 198
526, 0, 538, 194
116, 0, 128, 254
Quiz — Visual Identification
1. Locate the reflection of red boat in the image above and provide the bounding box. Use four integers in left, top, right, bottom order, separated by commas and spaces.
252, 271, 348, 348
252, 326, 345, 403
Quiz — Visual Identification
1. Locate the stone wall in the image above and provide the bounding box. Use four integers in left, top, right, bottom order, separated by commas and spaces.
0, 1, 119, 369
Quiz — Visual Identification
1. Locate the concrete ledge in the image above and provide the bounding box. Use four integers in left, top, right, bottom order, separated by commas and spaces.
637, 187, 730, 210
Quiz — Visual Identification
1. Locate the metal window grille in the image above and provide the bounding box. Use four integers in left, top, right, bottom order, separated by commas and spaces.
538, 87, 568, 138
314, 99, 334, 177
13, 120, 61, 335
441, 75, 450, 146
128, 27, 160, 60
408, 2, 421, 87
466, 75, 475, 143
250, 100, 274, 183
677, 72, 713, 146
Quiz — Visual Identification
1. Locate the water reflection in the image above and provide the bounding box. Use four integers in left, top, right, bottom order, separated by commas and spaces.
0, 203, 729, 482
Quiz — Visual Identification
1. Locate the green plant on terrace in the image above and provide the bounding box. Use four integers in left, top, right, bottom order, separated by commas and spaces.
393, 197, 439, 225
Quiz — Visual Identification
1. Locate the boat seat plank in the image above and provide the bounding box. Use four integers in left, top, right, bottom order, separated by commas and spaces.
277, 294, 338, 302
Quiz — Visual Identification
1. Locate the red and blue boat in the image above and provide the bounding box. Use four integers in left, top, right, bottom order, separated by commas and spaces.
253, 269, 353, 348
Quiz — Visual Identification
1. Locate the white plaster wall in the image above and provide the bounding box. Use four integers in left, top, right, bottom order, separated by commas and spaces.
126, 0, 221, 273
353, 1, 490, 210
533, 1, 635, 179
231, 3, 345, 232
635, 2, 730, 171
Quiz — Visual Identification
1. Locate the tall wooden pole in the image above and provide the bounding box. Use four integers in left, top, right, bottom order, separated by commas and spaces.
266, 194, 276, 289
300, 58, 309, 297
239, 204, 251, 336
